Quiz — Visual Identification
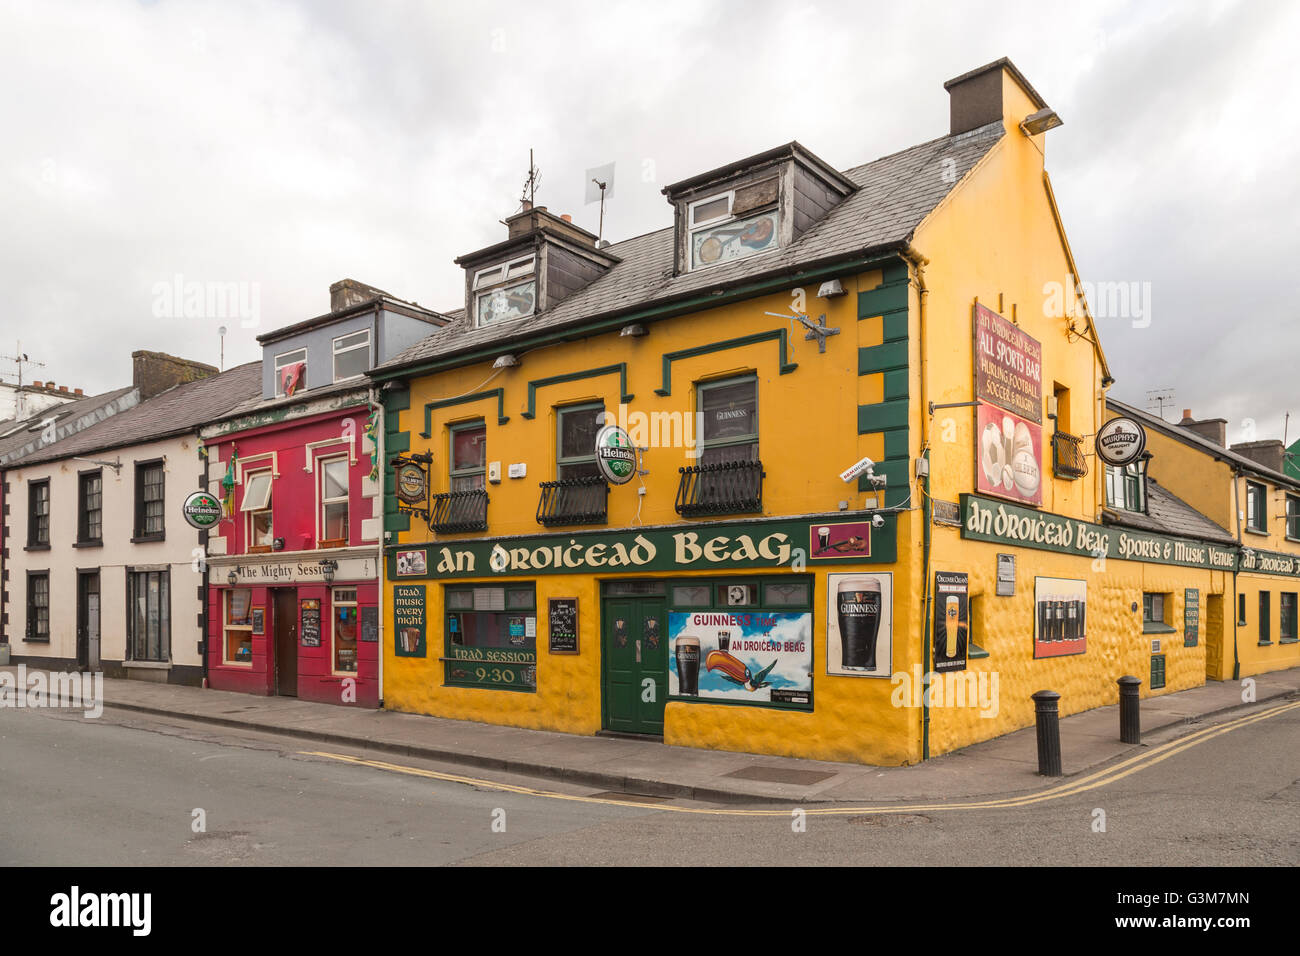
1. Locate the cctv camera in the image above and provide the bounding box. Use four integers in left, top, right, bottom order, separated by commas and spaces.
871, 513, 885, 529
840, 456, 876, 483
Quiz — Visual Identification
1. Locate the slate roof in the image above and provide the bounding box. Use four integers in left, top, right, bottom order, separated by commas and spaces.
1103, 479, 1236, 546
0, 387, 138, 466
9, 362, 262, 468
377, 122, 1006, 373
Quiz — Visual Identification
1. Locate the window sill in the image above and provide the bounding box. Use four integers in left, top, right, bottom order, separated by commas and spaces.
1243, 527, 1269, 537
130, 534, 166, 544
124, 660, 171, 670
318, 538, 348, 550
1257, 640, 1273, 646
248, 545, 275, 555
22, 636, 50, 644
23, 544, 50, 552
1279, 637, 1298, 644
72, 540, 103, 549
967, 643, 990, 659
1142, 622, 1177, 635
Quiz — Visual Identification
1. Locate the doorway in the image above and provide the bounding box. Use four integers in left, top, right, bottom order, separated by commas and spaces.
1205, 593, 1225, 680
601, 585, 668, 735
273, 588, 299, 697
76, 570, 100, 671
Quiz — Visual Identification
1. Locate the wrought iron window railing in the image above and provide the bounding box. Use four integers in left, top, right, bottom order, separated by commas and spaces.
1052, 430, 1088, 479
429, 489, 489, 533
675, 460, 765, 517
536, 476, 609, 527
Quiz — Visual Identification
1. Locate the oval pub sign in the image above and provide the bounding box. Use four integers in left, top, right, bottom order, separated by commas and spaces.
181, 491, 223, 529
595, 424, 637, 485
1096, 417, 1147, 466
396, 462, 427, 504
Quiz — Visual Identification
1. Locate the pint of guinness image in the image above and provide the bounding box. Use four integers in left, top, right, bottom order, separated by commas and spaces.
837, 576, 882, 671
1053, 600, 1066, 641
675, 635, 701, 695
1037, 599, 1051, 645
717, 629, 730, 652
1066, 600, 1079, 641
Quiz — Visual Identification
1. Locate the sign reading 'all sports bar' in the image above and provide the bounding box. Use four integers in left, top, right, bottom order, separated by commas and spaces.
388, 514, 897, 579
960, 494, 1238, 571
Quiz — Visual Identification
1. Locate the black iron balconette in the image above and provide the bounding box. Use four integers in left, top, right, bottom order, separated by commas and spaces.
429, 489, 489, 533
1052, 430, 1087, 479
536, 476, 609, 527
676, 459, 765, 517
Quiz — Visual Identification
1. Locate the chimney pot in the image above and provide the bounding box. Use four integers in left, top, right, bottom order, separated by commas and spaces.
58, 385, 68, 393
33, 380, 42, 389
561, 213, 572, 223
1181, 408, 1192, 421
46, 381, 55, 389
74, 387, 83, 396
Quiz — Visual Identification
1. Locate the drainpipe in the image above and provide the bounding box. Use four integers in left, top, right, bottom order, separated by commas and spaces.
1231, 466, 1242, 681
904, 245, 932, 761
371, 384, 385, 707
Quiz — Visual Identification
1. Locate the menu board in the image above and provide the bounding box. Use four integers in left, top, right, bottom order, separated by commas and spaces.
300, 598, 321, 647
548, 598, 578, 654
360, 605, 379, 643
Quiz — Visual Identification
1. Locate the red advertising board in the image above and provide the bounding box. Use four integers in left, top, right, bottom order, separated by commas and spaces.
973, 302, 1042, 423
976, 403, 1043, 506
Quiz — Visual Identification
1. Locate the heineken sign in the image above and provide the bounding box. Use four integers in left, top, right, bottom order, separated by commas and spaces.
595, 424, 637, 485
387, 513, 897, 579
182, 491, 223, 529
960, 494, 1237, 571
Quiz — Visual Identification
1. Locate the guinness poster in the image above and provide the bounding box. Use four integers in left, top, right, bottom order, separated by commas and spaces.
933, 571, 968, 672
826, 572, 894, 678
1033, 577, 1087, 659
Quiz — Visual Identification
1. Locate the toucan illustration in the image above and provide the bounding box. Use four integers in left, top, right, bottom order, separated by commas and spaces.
705, 650, 778, 692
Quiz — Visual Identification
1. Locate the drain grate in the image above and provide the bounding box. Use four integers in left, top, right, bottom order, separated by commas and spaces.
588, 791, 673, 804
723, 766, 837, 785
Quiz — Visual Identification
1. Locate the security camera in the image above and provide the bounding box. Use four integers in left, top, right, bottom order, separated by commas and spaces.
870, 513, 886, 529
840, 456, 876, 483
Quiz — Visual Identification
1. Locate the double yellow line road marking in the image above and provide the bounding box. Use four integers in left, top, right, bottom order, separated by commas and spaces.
301, 698, 1299, 817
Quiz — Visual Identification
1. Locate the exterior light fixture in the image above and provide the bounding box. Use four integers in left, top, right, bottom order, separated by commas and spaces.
492, 354, 519, 369
1020, 108, 1063, 136
816, 279, 846, 299
227, 571, 238, 587
619, 324, 648, 337
319, 559, 339, 584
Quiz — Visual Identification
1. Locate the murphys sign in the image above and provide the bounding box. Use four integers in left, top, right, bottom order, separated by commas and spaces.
386, 513, 897, 579
960, 494, 1238, 571
1096, 417, 1147, 467
182, 491, 223, 530
595, 424, 637, 485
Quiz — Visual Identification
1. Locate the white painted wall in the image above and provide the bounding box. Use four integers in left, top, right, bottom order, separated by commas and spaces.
5, 434, 206, 670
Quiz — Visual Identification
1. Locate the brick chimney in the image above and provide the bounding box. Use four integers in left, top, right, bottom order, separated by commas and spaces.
329, 278, 390, 313
1178, 409, 1228, 447
132, 351, 218, 400
1230, 439, 1286, 474
504, 205, 598, 249
944, 57, 1051, 136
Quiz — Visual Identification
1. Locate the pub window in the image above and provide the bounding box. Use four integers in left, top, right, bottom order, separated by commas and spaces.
556, 403, 604, 479
450, 421, 487, 491
1104, 463, 1144, 512
127, 569, 170, 662
223, 588, 253, 664
1286, 495, 1300, 541
274, 348, 307, 396
26, 572, 50, 641
671, 584, 712, 607
241, 470, 274, 553
1245, 481, 1267, 532
967, 595, 990, 658
134, 461, 165, 539
27, 479, 50, 547
1281, 593, 1297, 642
1259, 591, 1271, 643
318, 456, 349, 547
77, 471, 103, 544
473, 255, 536, 328
763, 581, 811, 607
332, 587, 359, 674
444, 584, 537, 693
687, 185, 779, 271
698, 376, 759, 466
1142, 592, 1172, 633
332, 329, 370, 382
1238, 593, 1247, 626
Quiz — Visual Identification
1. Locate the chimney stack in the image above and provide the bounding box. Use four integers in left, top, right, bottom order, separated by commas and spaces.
132, 351, 218, 400
1230, 440, 1286, 474
329, 278, 389, 313
944, 57, 1051, 136
504, 205, 598, 248
74, 387, 83, 396
1178, 409, 1228, 447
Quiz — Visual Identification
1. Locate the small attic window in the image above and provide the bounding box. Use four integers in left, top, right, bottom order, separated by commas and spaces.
687, 178, 780, 271
474, 255, 537, 328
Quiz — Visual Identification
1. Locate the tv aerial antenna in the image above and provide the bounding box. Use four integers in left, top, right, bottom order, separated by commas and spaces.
1145, 388, 1176, 421
0, 340, 45, 389
520, 149, 542, 209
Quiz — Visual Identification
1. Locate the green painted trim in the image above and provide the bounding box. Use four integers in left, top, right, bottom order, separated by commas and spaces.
883, 429, 910, 461
858, 341, 909, 375
857, 276, 909, 320
858, 399, 909, 433
383, 386, 411, 414
882, 310, 909, 343
384, 512, 411, 533
883, 368, 909, 401
370, 252, 905, 384
521, 364, 633, 419
967, 643, 990, 659
654, 329, 797, 397
385, 431, 410, 455
421, 389, 509, 437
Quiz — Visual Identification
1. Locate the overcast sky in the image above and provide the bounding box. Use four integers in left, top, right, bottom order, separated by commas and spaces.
3, 0, 1297, 444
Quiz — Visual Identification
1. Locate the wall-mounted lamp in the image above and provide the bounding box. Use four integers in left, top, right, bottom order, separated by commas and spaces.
492, 354, 519, 369
1020, 107, 1063, 136
227, 571, 238, 587
319, 559, 339, 584
1046, 396, 1059, 421
619, 324, 648, 337
816, 279, 846, 299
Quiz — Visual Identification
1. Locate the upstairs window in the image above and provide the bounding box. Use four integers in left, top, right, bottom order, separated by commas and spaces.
1105, 463, 1144, 513
241, 470, 274, 552
275, 348, 307, 397
1246, 480, 1267, 533
78, 471, 103, 544
687, 182, 779, 271
1286, 495, 1300, 541
450, 422, 487, 492
474, 255, 536, 328
318, 457, 349, 547
135, 461, 165, 539
332, 330, 370, 382
27, 479, 50, 547
698, 377, 759, 466
556, 404, 604, 479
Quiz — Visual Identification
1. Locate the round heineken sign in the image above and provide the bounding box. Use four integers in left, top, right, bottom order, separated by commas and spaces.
395, 462, 427, 504
1096, 417, 1147, 466
182, 491, 223, 529
595, 424, 637, 485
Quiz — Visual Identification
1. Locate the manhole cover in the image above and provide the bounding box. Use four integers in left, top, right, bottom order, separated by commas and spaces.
847, 813, 932, 827
723, 766, 837, 785
588, 791, 672, 804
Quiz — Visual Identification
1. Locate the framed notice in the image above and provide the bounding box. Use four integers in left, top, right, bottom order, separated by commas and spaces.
360, 605, 379, 643
1033, 577, 1086, 659
394, 584, 426, 657
996, 553, 1016, 596
1184, 588, 1200, 647
933, 571, 968, 672
548, 598, 579, 654
826, 572, 893, 678
300, 600, 321, 647
251, 607, 265, 635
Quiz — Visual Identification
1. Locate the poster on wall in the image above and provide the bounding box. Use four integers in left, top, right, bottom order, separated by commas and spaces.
300, 599, 321, 647
933, 571, 968, 672
548, 598, 579, 654
667, 610, 812, 708
973, 301, 1042, 424
976, 403, 1043, 506
826, 572, 894, 678
1033, 577, 1087, 658
394, 584, 426, 657
808, 520, 873, 560
396, 549, 427, 576
1184, 588, 1200, 647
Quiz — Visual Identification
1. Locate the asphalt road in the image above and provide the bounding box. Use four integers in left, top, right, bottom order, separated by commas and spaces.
0, 702, 1296, 866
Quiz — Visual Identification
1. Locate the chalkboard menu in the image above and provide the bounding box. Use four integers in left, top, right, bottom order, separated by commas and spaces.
549, 598, 578, 654
300, 598, 321, 647
360, 605, 379, 643
1184, 588, 1200, 647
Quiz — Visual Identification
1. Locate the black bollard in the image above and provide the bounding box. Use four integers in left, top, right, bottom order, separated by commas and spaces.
1031, 689, 1063, 776
1117, 675, 1142, 744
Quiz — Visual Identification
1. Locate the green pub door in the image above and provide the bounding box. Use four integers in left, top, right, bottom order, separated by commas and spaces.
601, 591, 668, 735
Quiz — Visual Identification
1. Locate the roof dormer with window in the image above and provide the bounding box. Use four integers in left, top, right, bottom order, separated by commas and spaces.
662, 141, 856, 276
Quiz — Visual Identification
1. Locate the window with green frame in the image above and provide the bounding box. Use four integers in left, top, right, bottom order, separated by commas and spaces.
698, 376, 758, 466
1142, 592, 1174, 633
1104, 463, 1144, 512
1280, 592, 1297, 642
556, 403, 604, 479
1245, 481, 1267, 532
449, 420, 486, 492
1286, 495, 1300, 541
443, 584, 537, 692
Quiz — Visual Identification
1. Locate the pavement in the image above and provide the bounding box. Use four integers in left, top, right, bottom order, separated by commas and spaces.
4, 664, 1298, 805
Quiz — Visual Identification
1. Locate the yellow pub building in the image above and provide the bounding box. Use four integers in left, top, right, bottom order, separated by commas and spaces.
370, 59, 1293, 766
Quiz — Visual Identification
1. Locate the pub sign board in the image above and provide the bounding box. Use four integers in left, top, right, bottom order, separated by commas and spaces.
394, 584, 426, 657
548, 598, 579, 654
973, 302, 1042, 424
1184, 588, 1200, 647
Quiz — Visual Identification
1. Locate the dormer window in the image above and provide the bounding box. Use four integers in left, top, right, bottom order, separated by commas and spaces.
474, 255, 537, 328
688, 185, 779, 271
